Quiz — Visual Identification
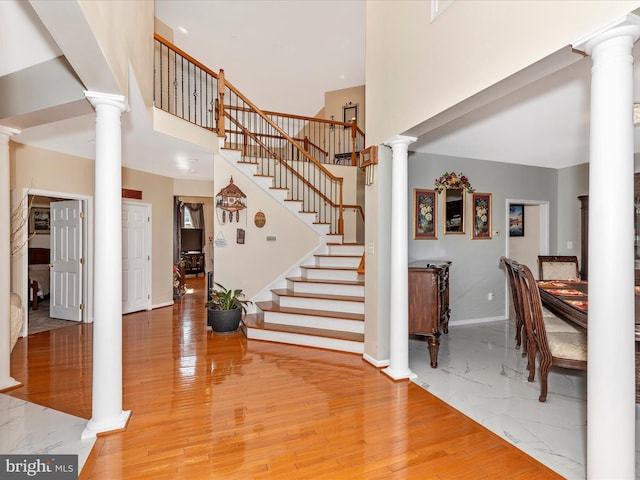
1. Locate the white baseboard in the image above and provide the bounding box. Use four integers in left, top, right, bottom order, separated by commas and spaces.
151, 301, 174, 310
448, 316, 506, 327
363, 352, 389, 368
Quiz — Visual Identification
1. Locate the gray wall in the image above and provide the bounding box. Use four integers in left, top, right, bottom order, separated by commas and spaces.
408, 152, 560, 323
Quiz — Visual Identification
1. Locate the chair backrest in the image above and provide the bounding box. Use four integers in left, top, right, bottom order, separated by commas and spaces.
538, 255, 579, 280
500, 256, 523, 321
513, 262, 551, 360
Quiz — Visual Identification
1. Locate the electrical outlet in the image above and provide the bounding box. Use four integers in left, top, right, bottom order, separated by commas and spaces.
487, 292, 494, 301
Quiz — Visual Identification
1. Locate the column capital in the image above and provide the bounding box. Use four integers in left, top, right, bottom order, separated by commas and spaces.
572, 13, 640, 55
384, 135, 417, 149
0, 126, 21, 138
84, 91, 129, 113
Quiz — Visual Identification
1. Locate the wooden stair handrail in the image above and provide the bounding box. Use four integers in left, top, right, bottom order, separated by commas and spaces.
226, 114, 342, 209
220, 76, 345, 233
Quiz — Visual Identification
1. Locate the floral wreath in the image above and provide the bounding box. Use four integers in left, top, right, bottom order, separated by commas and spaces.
434, 172, 474, 194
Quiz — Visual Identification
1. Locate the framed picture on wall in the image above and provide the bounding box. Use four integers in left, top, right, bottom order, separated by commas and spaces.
29, 207, 50, 234
413, 189, 437, 239
472, 193, 492, 239
509, 204, 525, 237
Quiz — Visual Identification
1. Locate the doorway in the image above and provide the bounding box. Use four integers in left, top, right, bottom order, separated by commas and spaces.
19, 189, 93, 337
504, 199, 549, 316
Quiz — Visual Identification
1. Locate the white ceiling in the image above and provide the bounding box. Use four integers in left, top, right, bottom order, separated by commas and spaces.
4, 0, 640, 177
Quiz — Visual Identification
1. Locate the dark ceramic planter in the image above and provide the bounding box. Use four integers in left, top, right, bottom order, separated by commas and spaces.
207, 308, 242, 334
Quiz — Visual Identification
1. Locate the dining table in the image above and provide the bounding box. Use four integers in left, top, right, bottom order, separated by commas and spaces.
537, 279, 640, 402
537, 279, 640, 339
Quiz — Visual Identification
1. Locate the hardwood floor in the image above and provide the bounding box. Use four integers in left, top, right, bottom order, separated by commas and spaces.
8, 276, 563, 479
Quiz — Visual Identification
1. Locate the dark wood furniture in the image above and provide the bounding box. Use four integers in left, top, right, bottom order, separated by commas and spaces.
181, 252, 205, 276
516, 263, 587, 402
578, 195, 588, 281
408, 260, 451, 368
538, 277, 640, 402
501, 256, 527, 352
28, 247, 50, 310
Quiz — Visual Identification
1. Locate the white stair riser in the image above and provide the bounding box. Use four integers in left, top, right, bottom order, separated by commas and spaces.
328, 245, 364, 255
314, 256, 361, 268
302, 268, 360, 282
247, 329, 364, 354
274, 295, 364, 314
263, 312, 364, 333
287, 280, 364, 297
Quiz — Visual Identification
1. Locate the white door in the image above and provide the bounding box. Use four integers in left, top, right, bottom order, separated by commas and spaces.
50, 200, 83, 321
122, 202, 151, 314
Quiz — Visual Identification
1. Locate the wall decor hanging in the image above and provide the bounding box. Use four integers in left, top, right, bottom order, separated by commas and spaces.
434, 171, 474, 193
472, 192, 492, 239
509, 204, 525, 237
215, 176, 246, 223
254, 210, 266, 228
413, 189, 437, 239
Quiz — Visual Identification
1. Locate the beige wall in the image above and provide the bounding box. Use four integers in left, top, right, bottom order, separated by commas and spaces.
365, 0, 640, 145
324, 85, 366, 131
10, 142, 176, 309
214, 152, 319, 302
79, 0, 154, 108
122, 168, 174, 304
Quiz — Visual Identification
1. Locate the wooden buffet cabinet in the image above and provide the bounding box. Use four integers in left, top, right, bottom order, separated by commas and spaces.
408, 260, 451, 368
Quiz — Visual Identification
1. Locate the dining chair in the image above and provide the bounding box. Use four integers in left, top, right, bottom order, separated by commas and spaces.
538, 255, 580, 281
501, 257, 581, 356
501, 256, 527, 353
514, 262, 587, 402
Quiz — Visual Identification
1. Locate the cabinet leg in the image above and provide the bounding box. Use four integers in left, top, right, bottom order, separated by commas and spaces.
427, 334, 440, 368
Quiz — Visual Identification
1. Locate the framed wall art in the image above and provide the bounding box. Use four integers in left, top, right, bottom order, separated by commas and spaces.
509, 204, 525, 237
29, 207, 50, 234
471, 193, 492, 239
413, 189, 437, 239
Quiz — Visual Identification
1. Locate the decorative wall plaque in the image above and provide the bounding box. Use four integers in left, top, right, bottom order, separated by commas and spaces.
254, 210, 266, 228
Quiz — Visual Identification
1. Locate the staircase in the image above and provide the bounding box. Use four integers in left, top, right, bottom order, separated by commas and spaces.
243, 241, 365, 354
154, 34, 366, 354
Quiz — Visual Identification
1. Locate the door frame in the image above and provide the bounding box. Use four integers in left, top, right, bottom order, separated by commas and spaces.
18, 188, 93, 336
503, 198, 550, 318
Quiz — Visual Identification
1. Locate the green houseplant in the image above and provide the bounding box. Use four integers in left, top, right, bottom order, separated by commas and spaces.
205, 283, 251, 333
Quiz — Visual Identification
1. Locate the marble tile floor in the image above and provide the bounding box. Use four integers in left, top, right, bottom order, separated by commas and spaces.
0, 394, 95, 471
409, 320, 640, 480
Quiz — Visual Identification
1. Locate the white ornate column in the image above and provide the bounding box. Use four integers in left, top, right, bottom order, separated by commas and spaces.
82, 91, 131, 439
0, 126, 21, 391
382, 135, 417, 380
573, 15, 640, 478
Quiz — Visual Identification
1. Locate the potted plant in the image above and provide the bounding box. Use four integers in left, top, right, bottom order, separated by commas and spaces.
205, 282, 251, 333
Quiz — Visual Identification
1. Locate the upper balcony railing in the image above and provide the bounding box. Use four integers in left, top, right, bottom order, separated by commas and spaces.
153, 34, 365, 234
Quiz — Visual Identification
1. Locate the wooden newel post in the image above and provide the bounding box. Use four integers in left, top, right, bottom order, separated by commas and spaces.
217, 69, 226, 138
350, 119, 357, 166
338, 179, 344, 235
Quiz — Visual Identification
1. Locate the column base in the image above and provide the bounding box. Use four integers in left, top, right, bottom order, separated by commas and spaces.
382, 367, 417, 381
81, 410, 131, 439
0, 377, 21, 392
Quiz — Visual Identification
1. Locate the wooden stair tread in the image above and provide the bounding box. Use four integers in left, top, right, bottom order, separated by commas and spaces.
272, 288, 363, 302
286, 276, 364, 286
244, 314, 364, 342
314, 253, 362, 258
255, 301, 364, 321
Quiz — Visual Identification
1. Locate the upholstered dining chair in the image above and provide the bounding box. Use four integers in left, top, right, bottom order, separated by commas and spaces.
501, 257, 581, 366
514, 262, 587, 402
538, 255, 580, 281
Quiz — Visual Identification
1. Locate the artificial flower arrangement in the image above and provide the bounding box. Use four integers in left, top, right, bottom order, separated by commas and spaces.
434, 172, 474, 193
